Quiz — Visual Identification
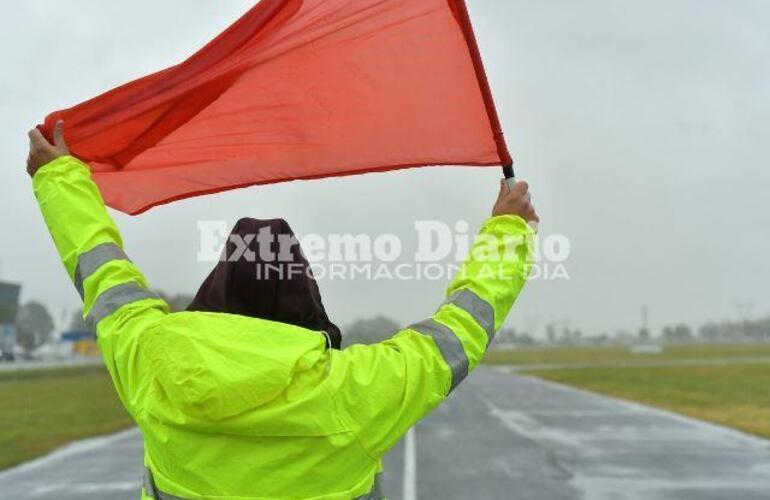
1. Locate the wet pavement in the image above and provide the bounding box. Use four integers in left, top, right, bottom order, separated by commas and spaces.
2, 367, 770, 499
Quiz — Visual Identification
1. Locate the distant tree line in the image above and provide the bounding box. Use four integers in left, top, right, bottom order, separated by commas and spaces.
341, 315, 770, 350
696, 317, 770, 343
15, 301, 54, 354
342, 316, 400, 347
10, 291, 770, 355
492, 316, 770, 349
661, 324, 694, 343
10, 291, 195, 356
659, 318, 770, 344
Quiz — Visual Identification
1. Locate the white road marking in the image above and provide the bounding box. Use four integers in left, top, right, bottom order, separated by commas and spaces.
403, 427, 418, 500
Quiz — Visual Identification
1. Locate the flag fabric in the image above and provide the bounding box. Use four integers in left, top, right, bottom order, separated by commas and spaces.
39, 0, 511, 215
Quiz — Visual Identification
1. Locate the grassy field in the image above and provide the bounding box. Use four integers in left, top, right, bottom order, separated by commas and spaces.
484, 343, 770, 366
0, 365, 132, 470
2, 344, 769, 471
524, 363, 770, 439
484, 343, 770, 439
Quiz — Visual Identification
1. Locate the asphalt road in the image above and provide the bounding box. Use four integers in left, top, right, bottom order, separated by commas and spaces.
2, 367, 770, 500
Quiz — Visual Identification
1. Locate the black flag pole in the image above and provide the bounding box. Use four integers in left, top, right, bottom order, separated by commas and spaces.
503, 163, 516, 190
452, 0, 516, 192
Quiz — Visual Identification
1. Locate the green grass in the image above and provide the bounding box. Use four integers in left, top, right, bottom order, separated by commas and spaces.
484, 343, 770, 366
0, 366, 133, 470
2, 345, 769, 470
524, 363, 770, 439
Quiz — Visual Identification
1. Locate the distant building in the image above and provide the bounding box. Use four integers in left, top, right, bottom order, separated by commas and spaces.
61, 331, 99, 357
0, 282, 21, 361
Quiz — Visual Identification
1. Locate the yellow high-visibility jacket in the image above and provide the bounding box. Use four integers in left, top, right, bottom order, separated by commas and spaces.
33, 156, 534, 500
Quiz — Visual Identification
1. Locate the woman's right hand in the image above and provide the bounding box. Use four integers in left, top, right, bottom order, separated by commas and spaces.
492, 179, 539, 231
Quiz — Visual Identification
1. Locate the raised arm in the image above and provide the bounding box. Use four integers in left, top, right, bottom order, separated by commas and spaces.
28, 122, 167, 414
331, 180, 538, 458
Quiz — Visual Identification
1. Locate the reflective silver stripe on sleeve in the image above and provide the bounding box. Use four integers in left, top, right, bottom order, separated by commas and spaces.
74, 243, 130, 299
142, 470, 157, 499
355, 473, 385, 500
86, 283, 158, 332
409, 319, 469, 392
143, 468, 187, 500
143, 468, 384, 500
442, 288, 497, 346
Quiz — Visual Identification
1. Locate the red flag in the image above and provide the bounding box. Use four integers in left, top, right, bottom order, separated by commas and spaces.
40, 0, 511, 215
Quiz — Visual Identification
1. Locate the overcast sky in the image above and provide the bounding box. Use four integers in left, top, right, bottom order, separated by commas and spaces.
1, 0, 768, 337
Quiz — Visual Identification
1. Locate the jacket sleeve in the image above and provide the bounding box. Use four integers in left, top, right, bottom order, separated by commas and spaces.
330, 215, 534, 458
33, 155, 168, 414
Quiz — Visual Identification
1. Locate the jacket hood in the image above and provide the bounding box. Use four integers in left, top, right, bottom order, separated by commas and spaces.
187, 218, 341, 349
